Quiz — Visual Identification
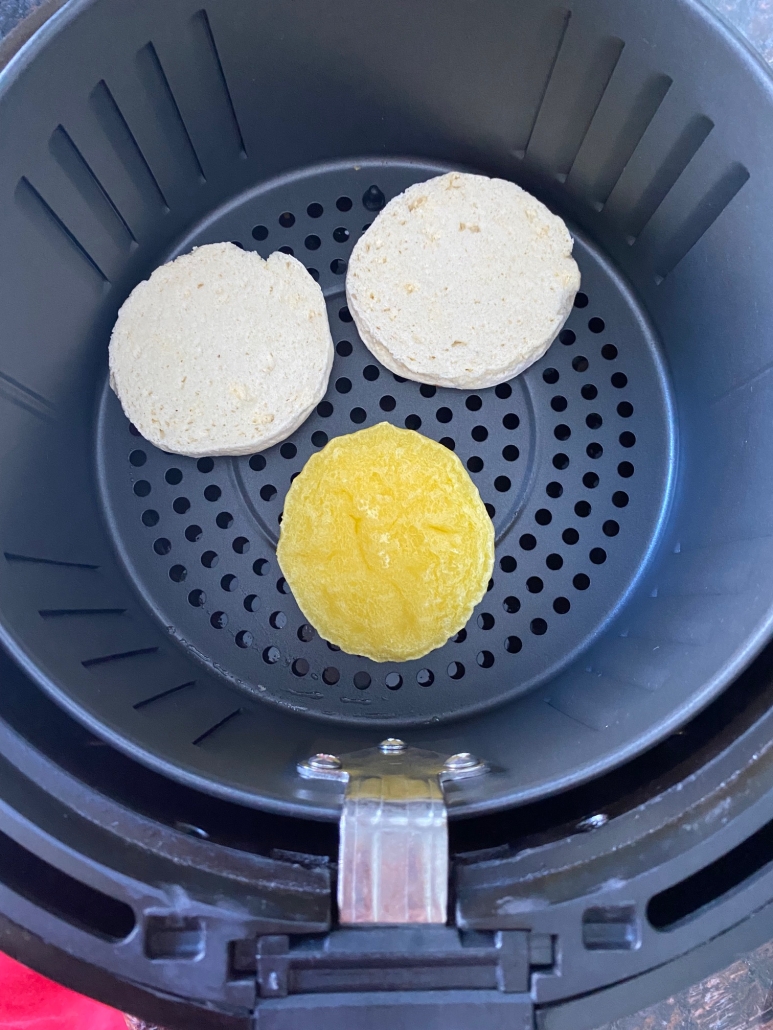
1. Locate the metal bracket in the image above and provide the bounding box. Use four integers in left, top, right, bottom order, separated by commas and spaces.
298, 739, 487, 925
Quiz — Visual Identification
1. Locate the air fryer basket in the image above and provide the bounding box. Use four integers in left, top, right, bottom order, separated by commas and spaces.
3, 0, 773, 1024
3, 0, 772, 821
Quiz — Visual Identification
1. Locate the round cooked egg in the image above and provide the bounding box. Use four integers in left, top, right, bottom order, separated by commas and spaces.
277, 422, 495, 662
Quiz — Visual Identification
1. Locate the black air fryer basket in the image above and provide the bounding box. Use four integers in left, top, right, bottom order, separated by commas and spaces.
2, 0, 773, 1026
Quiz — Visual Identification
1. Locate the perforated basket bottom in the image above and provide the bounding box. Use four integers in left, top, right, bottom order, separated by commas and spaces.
98, 159, 675, 727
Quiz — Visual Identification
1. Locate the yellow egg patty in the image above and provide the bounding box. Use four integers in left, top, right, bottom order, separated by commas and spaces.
277, 422, 495, 662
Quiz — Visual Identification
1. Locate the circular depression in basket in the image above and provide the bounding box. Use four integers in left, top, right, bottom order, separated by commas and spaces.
98, 160, 674, 726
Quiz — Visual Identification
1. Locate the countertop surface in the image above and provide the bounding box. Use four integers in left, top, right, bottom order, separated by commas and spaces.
2, 1, 773, 1029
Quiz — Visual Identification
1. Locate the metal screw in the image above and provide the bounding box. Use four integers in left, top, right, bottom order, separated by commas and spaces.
444, 752, 481, 773
307, 753, 342, 771
577, 813, 608, 832
380, 738, 407, 754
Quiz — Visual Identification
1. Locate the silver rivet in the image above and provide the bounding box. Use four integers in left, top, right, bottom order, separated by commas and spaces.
577, 813, 608, 831
444, 752, 481, 772
308, 753, 342, 771
380, 738, 406, 753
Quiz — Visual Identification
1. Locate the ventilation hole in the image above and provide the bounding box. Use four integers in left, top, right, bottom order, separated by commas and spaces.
185, 524, 202, 543
553, 596, 571, 615
188, 589, 205, 607
405, 414, 422, 430
216, 511, 234, 529
292, 658, 309, 677
575, 501, 592, 518
554, 424, 571, 441
278, 442, 296, 460
620, 432, 636, 448
394, 374, 407, 383
277, 577, 289, 594
503, 596, 521, 614
505, 636, 523, 654
586, 412, 603, 430
478, 613, 495, 630
129, 424, 140, 436
252, 224, 269, 241
385, 672, 402, 689
495, 476, 511, 493
337, 196, 353, 212
617, 401, 634, 418
380, 395, 396, 412
350, 407, 367, 424
260, 484, 277, 501
590, 547, 607, 565
204, 485, 221, 502
546, 553, 563, 571
339, 306, 353, 323
440, 437, 455, 450
332, 226, 350, 243
551, 396, 567, 412
618, 461, 635, 478
221, 574, 238, 592
587, 442, 604, 459
279, 246, 294, 256
233, 630, 252, 649
416, 384, 436, 399
581, 384, 598, 400
327, 642, 341, 652
154, 538, 172, 556
563, 528, 580, 545
417, 669, 434, 686
503, 413, 520, 430
169, 564, 187, 583
535, 509, 552, 526
553, 453, 569, 470
312, 431, 328, 448
317, 400, 334, 417
270, 611, 287, 629
575, 293, 589, 308
244, 594, 260, 612
173, 497, 190, 514
363, 185, 386, 211
546, 482, 563, 499
336, 377, 352, 394
133, 480, 151, 497
472, 425, 488, 442
249, 454, 266, 471
323, 666, 340, 685
455, 629, 468, 643
466, 395, 483, 412
448, 661, 465, 680
278, 211, 295, 227
362, 223, 371, 233
543, 368, 559, 385
201, 550, 218, 568
142, 509, 159, 527
353, 671, 371, 689
253, 558, 269, 575
583, 472, 600, 490
611, 372, 628, 389
210, 611, 227, 628
356, 366, 379, 385
495, 383, 512, 399
527, 577, 544, 594
329, 258, 348, 277
503, 445, 520, 461
531, 618, 547, 635
485, 503, 496, 519
477, 650, 495, 669
613, 491, 629, 508
500, 555, 517, 573
588, 317, 605, 334
560, 329, 576, 345
294, 623, 314, 644
263, 646, 280, 664
520, 534, 536, 551
129, 449, 146, 467
230, 537, 249, 556
603, 520, 620, 537
304, 234, 321, 250
436, 406, 453, 423
573, 573, 591, 591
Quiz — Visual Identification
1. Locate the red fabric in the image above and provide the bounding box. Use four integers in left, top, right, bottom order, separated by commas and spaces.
0, 950, 127, 1029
